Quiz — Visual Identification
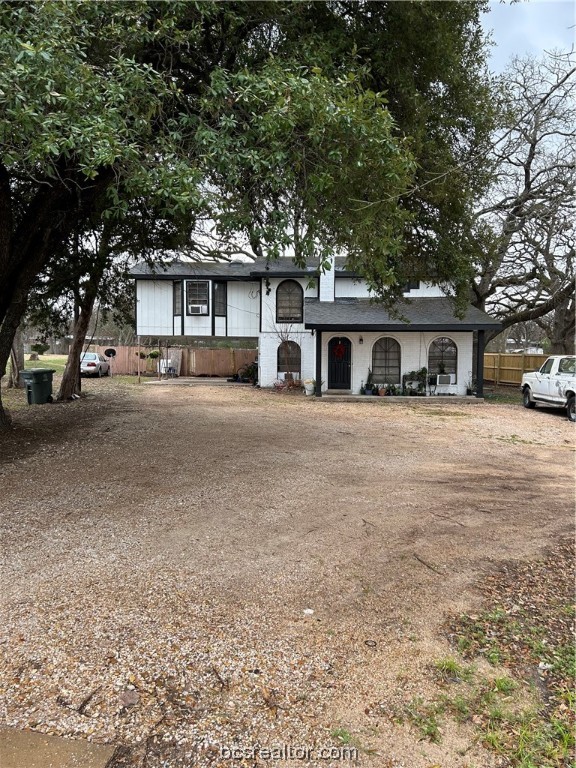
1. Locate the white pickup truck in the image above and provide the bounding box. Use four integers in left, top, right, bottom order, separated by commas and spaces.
521, 355, 576, 422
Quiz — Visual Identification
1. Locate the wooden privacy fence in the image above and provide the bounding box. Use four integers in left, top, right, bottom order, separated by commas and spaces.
89, 346, 547, 384
484, 353, 548, 385
90, 345, 256, 377
182, 348, 257, 377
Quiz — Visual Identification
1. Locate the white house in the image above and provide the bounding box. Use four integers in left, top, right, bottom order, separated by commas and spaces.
130, 257, 501, 396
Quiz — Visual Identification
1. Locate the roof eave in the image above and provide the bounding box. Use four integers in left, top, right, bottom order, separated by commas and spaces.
304, 322, 502, 332
250, 271, 317, 278
132, 273, 256, 282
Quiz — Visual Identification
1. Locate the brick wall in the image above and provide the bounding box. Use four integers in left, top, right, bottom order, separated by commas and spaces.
258, 331, 474, 394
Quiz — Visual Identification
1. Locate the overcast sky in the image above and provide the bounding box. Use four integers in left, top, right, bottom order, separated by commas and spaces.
482, 0, 575, 72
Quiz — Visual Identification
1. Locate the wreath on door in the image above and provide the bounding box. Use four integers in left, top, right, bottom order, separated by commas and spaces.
333, 341, 346, 361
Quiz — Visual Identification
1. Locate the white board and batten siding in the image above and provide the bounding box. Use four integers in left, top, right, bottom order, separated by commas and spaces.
227, 282, 260, 337
182, 310, 211, 336
137, 279, 261, 338
334, 279, 446, 299
260, 277, 317, 333
136, 281, 173, 336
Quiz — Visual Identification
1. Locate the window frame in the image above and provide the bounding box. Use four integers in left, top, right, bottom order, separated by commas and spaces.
185, 280, 210, 316
277, 341, 301, 374
276, 279, 304, 324
372, 337, 401, 385
428, 336, 458, 381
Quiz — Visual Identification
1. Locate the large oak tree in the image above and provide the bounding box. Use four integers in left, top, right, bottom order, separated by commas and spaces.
471, 53, 576, 350
0, 1, 494, 428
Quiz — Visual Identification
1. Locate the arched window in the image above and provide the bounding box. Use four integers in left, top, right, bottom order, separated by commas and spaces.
428, 337, 457, 379
277, 341, 301, 375
276, 280, 303, 323
372, 338, 401, 384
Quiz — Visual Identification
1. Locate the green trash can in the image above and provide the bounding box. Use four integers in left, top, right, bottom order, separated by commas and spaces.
20, 368, 56, 405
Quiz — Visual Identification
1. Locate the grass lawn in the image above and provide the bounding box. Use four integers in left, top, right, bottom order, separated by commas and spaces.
23, 354, 68, 375
483, 384, 522, 405
3, 353, 69, 378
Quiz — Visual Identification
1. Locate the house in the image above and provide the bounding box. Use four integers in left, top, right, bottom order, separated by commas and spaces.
130, 257, 501, 396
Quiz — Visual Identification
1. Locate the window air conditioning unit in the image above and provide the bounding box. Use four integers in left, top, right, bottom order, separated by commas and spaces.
437, 374, 451, 385
188, 304, 207, 314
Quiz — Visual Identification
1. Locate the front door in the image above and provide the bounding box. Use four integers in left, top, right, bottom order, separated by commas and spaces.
328, 337, 352, 390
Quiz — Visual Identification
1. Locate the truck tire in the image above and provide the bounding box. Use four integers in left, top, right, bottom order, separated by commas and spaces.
522, 388, 536, 409
567, 394, 576, 422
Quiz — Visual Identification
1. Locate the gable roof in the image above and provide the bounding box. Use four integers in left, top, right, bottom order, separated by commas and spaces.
304, 297, 501, 332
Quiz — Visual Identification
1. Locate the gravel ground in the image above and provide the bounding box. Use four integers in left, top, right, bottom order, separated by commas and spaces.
0, 379, 574, 768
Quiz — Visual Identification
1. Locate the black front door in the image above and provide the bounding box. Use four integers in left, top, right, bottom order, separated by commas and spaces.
328, 337, 352, 389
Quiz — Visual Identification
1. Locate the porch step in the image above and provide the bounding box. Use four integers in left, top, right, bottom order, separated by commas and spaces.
318, 395, 482, 403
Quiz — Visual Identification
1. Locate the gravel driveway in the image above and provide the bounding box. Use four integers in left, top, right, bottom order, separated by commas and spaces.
1, 380, 573, 767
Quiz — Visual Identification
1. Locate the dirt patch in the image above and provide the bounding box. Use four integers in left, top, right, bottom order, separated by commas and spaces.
0, 379, 574, 767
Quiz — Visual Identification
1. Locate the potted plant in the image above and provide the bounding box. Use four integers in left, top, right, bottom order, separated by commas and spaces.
303, 378, 315, 396
417, 366, 428, 395
403, 370, 420, 395
364, 369, 374, 394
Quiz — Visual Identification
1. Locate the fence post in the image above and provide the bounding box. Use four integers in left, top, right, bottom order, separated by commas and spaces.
521, 352, 525, 378
496, 353, 501, 385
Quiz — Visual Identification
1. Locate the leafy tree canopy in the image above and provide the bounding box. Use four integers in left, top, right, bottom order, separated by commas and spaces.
0, 0, 494, 426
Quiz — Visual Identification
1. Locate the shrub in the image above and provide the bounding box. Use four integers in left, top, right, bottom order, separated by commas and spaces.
30, 342, 49, 355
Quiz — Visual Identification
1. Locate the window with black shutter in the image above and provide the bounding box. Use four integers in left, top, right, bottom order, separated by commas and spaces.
173, 281, 182, 315
214, 282, 227, 317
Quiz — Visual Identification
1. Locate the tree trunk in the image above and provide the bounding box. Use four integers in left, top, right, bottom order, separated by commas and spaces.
0, 397, 12, 429
58, 296, 97, 400
0, 165, 114, 430
0, 290, 30, 428
7, 325, 25, 388
548, 301, 575, 354
57, 223, 113, 400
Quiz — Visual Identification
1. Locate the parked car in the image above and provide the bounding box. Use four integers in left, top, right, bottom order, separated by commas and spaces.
521, 355, 575, 422
80, 352, 110, 378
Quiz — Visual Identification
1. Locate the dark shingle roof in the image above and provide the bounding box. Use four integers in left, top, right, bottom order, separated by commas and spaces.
304, 298, 501, 331
130, 260, 257, 279
130, 257, 351, 280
